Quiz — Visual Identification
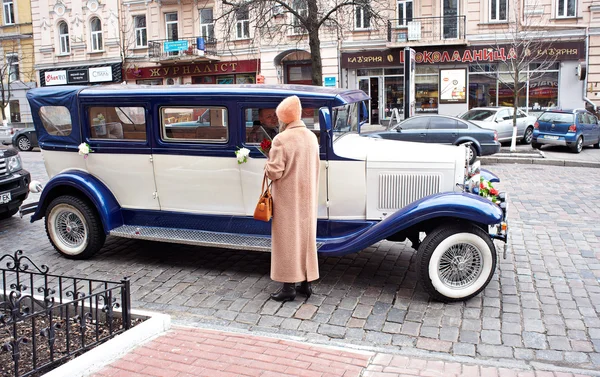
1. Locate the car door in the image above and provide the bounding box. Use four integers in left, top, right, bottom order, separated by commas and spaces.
516, 109, 528, 136
494, 109, 513, 140
426, 117, 458, 145
591, 114, 600, 143
388, 117, 429, 142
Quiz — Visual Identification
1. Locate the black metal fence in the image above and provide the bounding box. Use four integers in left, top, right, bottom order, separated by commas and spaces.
149, 36, 218, 60
0, 251, 131, 377
387, 16, 466, 43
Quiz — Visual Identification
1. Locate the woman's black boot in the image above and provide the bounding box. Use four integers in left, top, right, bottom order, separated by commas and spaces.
296, 281, 312, 299
270, 283, 296, 302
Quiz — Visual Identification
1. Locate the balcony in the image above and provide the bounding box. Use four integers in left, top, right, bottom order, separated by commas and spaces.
148, 37, 218, 61
387, 16, 466, 46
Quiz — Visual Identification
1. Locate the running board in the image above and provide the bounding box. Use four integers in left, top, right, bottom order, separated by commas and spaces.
110, 225, 278, 252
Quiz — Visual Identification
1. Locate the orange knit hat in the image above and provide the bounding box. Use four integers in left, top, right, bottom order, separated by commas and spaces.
276, 95, 302, 124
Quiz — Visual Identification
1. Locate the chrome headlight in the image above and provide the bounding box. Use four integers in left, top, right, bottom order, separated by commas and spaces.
6, 154, 22, 173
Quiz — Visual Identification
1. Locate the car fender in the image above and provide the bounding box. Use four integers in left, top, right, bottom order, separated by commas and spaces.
319, 192, 502, 256
454, 137, 481, 154
31, 170, 122, 234
481, 169, 500, 183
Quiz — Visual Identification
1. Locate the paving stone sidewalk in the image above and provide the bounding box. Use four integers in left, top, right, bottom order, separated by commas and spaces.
92, 326, 598, 377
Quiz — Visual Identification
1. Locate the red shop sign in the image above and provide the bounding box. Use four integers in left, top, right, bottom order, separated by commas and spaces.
126, 59, 260, 80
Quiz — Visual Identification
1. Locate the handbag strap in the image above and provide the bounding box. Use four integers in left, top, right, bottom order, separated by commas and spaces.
261, 174, 272, 193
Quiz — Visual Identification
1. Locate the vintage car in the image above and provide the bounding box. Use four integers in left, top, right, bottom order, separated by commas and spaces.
22, 85, 508, 302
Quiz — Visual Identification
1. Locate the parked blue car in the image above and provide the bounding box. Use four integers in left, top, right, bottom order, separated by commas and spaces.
532, 109, 600, 153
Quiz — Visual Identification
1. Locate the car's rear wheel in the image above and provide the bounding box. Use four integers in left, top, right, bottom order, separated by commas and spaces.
571, 136, 583, 153
522, 126, 534, 144
45, 195, 105, 259
417, 224, 497, 302
461, 143, 478, 164
16, 136, 32, 151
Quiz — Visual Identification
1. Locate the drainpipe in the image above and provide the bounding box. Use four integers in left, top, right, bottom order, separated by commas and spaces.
584, 28, 597, 112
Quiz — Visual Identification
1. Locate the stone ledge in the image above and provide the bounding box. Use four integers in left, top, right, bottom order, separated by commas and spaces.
480, 156, 600, 168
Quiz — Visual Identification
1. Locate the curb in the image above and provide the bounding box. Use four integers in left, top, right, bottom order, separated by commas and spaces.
43, 309, 171, 377
480, 156, 600, 168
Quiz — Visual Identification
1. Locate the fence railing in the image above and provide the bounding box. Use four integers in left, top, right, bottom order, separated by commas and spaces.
148, 36, 218, 60
387, 16, 466, 43
0, 250, 131, 377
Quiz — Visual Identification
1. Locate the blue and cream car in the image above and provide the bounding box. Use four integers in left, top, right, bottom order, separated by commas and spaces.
23, 85, 508, 302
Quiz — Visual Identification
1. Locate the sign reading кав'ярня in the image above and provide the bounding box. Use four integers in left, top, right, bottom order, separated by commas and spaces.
341, 41, 585, 69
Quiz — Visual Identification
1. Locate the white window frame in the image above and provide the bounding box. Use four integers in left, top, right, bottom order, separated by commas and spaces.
556, 0, 576, 18
290, 0, 308, 35
489, 0, 508, 22
90, 17, 103, 51
3, 0, 14, 25
134, 15, 147, 48
6, 53, 18, 82
355, 5, 371, 30
58, 21, 70, 54
235, 7, 250, 39
165, 12, 179, 41
397, 0, 413, 26
199, 8, 214, 39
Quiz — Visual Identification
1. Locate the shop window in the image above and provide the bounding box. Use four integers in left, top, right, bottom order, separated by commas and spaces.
397, 0, 413, 26
556, 0, 576, 17
161, 107, 228, 142
217, 75, 234, 84
58, 21, 70, 54
497, 81, 526, 108
6, 53, 18, 82
385, 68, 404, 75
469, 73, 496, 109
193, 76, 214, 84
489, 0, 508, 22
529, 72, 558, 110
9, 101, 19, 123
200, 9, 214, 38
384, 76, 404, 119
235, 7, 250, 39
90, 17, 103, 51
39, 106, 72, 136
235, 74, 255, 84
88, 106, 146, 141
415, 74, 438, 114
136, 79, 163, 85
355, 4, 371, 30
134, 15, 147, 48
3, 0, 14, 25
287, 64, 312, 85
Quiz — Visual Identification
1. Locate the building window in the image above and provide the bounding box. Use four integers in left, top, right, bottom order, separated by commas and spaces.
355, 4, 371, 29
58, 21, 70, 54
90, 17, 103, 51
489, 0, 508, 22
6, 53, 18, 82
3, 0, 14, 25
235, 7, 250, 39
9, 101, 19, 123
200, 9, 214, 38
397, 0, 413, 26
556, 0, 576, 17
165, 12, 178, 41
291, 0, 307, 35
134, 15, 147, 47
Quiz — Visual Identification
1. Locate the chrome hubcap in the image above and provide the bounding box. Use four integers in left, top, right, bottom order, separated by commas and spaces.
525, 129, 532, 143
466, 147, 474, 162
19, 138, 30, 150
55, 211, 86, 247
578, 139, 582, 151
438, 243, 483, 288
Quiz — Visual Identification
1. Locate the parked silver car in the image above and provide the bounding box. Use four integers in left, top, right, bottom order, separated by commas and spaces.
459, 107, 537, 144
0, 125, 14, 145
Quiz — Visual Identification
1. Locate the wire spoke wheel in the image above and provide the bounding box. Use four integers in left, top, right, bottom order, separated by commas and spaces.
55, 209, 87, 248
438, 243, 483, 289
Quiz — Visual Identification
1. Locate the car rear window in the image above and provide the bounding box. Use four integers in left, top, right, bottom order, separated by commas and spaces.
538, 112, 574, 124
39, 106, 72, 136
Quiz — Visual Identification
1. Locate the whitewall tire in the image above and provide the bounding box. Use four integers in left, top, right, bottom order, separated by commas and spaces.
417, 224, 496, 302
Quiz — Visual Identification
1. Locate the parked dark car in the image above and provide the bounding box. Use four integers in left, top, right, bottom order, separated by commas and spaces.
532, 109, 600, 153
366, 115, 500, 164
12, 127, 38, 151
0, 145, 30, 219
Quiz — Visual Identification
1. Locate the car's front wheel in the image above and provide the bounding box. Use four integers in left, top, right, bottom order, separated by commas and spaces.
16, 136, 32, 151
522, 126, 534, 144
45, 195, 105, 259
571, 136, 583, 153
417, 224, 497, 302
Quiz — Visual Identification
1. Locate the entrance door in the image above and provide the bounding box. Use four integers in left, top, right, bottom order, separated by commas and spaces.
359, 77, 381, 125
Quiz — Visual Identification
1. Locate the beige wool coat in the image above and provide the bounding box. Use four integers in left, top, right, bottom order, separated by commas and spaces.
264, 120, 320, 283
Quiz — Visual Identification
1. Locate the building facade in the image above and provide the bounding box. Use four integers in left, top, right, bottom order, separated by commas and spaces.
0, 0, 36, 127
31, 0, 123, 88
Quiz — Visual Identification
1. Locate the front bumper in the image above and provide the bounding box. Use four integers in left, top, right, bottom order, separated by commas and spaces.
489, 192, 509, 258
0, 170, 30, 213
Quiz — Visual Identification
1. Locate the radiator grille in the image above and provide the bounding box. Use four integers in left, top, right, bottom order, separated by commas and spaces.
378, 173, 441, 209
0, 157, 6, 177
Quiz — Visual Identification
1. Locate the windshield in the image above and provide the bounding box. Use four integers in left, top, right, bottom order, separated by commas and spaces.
538, 112, 574, 124
460, 109, 496, 122
333, 102, 359, 135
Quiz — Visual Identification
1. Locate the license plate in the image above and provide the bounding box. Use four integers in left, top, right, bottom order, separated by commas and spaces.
0, 192, 11, 204
0, 130, 8, 135
544, 135, 559, 140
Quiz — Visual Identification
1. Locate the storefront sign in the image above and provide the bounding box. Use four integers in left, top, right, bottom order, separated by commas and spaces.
125, 59, 260, 80
164, 40, 189, 53
341, 41, 585, 68
45, 70, 67, 86
439, 68, 467, 104
89, 66, 113, 83
67, 70, 89, 84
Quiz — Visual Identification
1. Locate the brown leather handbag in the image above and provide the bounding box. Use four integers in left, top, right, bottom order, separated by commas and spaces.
253, 174, 273, 222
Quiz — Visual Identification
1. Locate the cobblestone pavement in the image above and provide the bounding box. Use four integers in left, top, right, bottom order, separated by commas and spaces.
2, 151, 600, 372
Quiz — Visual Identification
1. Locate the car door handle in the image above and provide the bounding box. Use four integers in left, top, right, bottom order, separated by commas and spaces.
420, 133, 426, 137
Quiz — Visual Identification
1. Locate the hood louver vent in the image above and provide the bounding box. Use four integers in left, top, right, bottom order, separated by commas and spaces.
378, 173, 441, 210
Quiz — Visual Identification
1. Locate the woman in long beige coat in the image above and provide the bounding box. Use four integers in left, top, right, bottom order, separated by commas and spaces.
264, 95, 320, 302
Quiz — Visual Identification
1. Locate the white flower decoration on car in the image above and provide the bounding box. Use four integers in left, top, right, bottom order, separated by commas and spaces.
78, 143, 93, 159
235, 147, 250, 164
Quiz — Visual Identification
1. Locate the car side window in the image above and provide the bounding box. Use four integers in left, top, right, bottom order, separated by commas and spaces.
577, 113, 585, 124
39, 106, 72, 136
456, 120, 468, 129
161, 107, 228, 143
244, 107, 320, 144
399, 117, 426, 130
496, 109, 510, 121
88, 106, 146, 140
517, 110, 527, 118
428, 117, 455, 130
